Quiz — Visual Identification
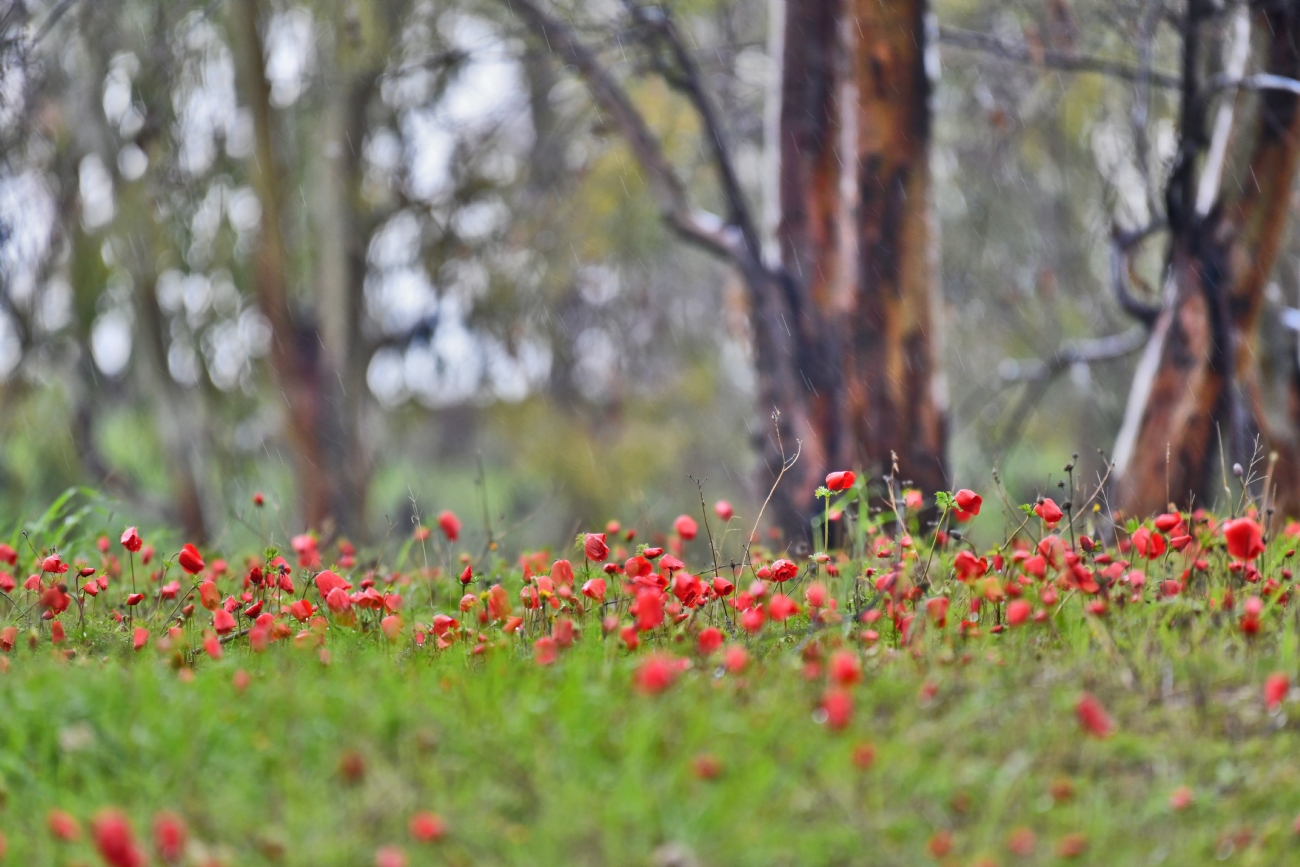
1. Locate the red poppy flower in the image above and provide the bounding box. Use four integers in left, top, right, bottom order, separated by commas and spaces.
633, 588, 664, 632
714, 500, 734, 521
954, 489, 982, 521
1265, 672, 1289, 711
1035, 498, 1064, 527
152, 812, 187, 865
584, 533, 609, 562
825, 470, 856, 492
768, 594, 798, 621
828, 650, 861, 686
697, 627, 723, 655
409, 812, 447, 843
925, 596, 949, 627
375, 845, 408, 867
953, 550, 987, 581
633, 653, 684, 694
673, 515, 698, 540
821, 688, 853, 730
120, 527, 143, 553
770, 559, 798, 582
91, 810, 146, 867
581, 577, 606, 602
212, 608, 236, 635
177, 544, 205, 575
48, 809, 81, 841
1131, 527, 1166, 559
437, 510, 461, 542
1075, 692, 1114, 738
315, 571, 351, 597
723, 645, 748, 673
1223, 518, 1265, 561
1007, 599, 1032, 626
533, 636, 557, 666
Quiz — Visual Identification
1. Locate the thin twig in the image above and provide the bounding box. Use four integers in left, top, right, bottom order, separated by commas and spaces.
938, 25, 1181, 88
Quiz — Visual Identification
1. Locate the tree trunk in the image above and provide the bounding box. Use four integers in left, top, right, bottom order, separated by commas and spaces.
1112, 0, 1300, 517
232, 0, 364, 535
770, 0, 845, 539
769, 0, 947, 539
845, 0, 947, 500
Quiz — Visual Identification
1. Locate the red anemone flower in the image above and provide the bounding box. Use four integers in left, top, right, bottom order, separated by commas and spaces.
1265, 672, 1289, 711
584, 533, 610, 562
437, 510, 461, 542
177, 544, 205, 575
1035, 498, 1064, 527
825, 470, 856, 492
1075, 692, 1114, 738
1223, 517, 1265, 561
120, 527, 143, 553
91, 810, 146, 867
954, 489, 982, 521
673, 514, 698, 540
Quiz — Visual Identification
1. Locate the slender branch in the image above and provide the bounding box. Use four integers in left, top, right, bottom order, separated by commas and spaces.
937, 25, 1181, 88
994, 329, 1147, 461
1210, 72, 1300, 97
629, 4, 763, 259
999, 327, 1149, 383
502, 0, 750, 265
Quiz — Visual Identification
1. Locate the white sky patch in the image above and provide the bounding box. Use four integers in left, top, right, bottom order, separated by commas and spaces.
0, 311, 21, 381
574, 327, 619, 402
79, 153, 115, 230
264, 7, 316, 109
367, 347, 408, 406
0, 171, 56, 309
402, 14, 528, 202
174, 15, 240, 175
91, 309, 133, 376
36, 276, 72, 333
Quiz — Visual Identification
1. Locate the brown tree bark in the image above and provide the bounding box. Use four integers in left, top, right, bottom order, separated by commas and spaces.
1112, 0, 1300, 517
771, 0, 948, 536
772, 0, 845, 534
845, 0, 948, 501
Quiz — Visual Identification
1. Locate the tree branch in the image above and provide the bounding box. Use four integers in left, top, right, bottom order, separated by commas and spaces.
1111, 222, 1164, 327
502, 0, 751, 266
937, 25, 1181, 89
1210, 72, 1300, 97
627, 3, 763, 259
994, 327, 1148, 460
999, 327, 1150, 383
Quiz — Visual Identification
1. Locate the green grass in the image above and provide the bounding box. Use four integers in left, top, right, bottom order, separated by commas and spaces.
3, 495, 1300, 865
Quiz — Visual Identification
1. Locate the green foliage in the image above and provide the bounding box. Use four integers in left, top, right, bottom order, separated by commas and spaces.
0, 498, 1297, 864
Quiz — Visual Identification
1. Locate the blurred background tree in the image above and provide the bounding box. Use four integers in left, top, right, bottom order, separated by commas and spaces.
2, 0, 1300, 550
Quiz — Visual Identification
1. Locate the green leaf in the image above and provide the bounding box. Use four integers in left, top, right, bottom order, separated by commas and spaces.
1019, 504, 1034, 515
934, 491, 954, 510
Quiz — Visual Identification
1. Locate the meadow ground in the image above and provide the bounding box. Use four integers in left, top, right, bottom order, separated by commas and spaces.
3, 486, 1300, 866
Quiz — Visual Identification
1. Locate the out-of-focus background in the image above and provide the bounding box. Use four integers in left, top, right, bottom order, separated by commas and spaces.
1, 0, 1297, 546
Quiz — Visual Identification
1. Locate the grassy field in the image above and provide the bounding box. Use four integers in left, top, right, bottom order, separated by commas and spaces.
3, 488, 1300, 866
